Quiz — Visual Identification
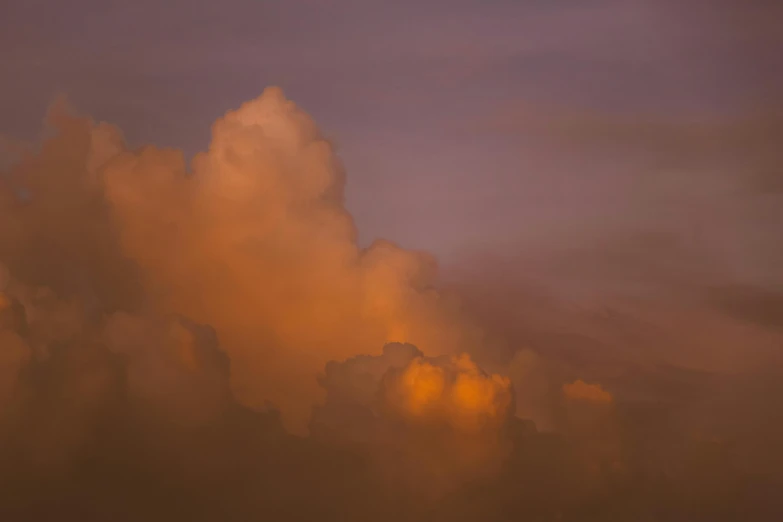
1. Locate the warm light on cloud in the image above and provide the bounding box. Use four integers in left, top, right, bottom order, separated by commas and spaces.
395, 357, 447, 417
0, 87, 483, 433
312, 344, 515, 495
562, 379, 613, 404
1, 74, 781, 518
94, 88, 484, 432
382, 352, 513, 433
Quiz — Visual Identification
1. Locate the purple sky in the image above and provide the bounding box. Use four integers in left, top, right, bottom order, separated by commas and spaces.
2, 0, 780, 266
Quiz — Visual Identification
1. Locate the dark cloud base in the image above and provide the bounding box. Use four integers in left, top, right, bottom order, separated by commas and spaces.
1, 331, 781, 521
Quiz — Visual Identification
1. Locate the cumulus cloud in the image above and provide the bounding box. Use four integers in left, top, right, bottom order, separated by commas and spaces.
381, 352, 512, 430
1, 86, 782, 520
88, 87, 481, 432
0, 87, 489, 435
0, 88, 515, 513
312, 343, 514, 495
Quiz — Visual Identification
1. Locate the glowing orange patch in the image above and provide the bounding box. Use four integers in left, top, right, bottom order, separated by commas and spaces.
400, 358, 446, 416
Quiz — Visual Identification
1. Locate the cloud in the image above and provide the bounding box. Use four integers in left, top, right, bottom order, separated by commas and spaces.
312, 343, 514, 495
0, 290, 30, 414
104, 312, 232, 426
1, 86, 782, 520
380, 352, 512, 430
0, 88, 520, 514
0, 87, 486, 434
562, 379, 612, 404
93, 87, 485, 432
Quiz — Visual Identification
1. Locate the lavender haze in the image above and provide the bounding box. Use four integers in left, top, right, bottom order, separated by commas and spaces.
1, 1, 782, 521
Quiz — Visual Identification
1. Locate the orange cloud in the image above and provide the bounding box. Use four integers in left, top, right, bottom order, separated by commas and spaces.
0, 88, 483, 433
563, 379, 613, 403
383, 353, 513, 433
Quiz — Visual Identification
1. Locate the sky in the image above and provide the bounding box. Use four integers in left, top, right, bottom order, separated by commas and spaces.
3, 0, 778, 259
1, 1, 782, 520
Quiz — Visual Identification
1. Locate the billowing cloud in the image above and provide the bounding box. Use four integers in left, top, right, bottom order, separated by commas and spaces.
1, 86, 782, 520
381, 352, 512, 432
313, 343, 513, 496
0, 88, 485, 433
93, 87, 482, 432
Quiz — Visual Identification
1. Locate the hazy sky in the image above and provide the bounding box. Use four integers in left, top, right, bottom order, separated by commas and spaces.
3, 0, 778, 261
0, 0, 783, 276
